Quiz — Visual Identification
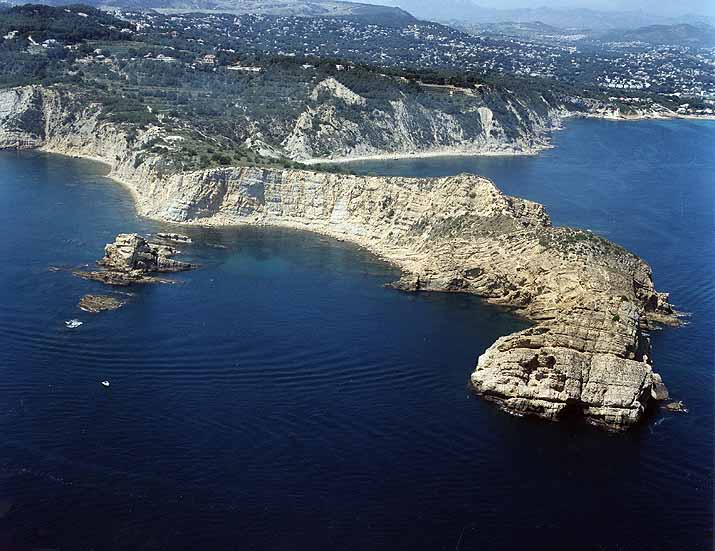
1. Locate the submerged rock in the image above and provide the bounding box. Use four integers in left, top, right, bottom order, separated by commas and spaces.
662, 400, 688, 413
74, 270, 172, 286
0, 498, 14, 519
79, 294, 125, 313
155, 232, 192, 243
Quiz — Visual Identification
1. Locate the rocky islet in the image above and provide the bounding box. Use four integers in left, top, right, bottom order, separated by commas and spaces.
75, 233, 194, 286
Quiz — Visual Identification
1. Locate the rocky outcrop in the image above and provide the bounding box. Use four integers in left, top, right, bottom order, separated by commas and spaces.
76, 233, 194, 285
472, 303, 663, 429
0, 84, 681, 430
565, 95, 678, 121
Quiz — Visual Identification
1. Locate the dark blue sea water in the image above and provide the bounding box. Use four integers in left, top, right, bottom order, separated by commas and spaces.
0, 119, 713, 551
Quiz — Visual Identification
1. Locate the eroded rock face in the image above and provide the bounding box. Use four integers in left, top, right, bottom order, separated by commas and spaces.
0, 84, 560, 169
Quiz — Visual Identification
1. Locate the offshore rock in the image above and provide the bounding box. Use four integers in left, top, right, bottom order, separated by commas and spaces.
650, 373, 670, 401
99, 233, 192, 273
75, 234, 194, 286
78, 294, 125, 313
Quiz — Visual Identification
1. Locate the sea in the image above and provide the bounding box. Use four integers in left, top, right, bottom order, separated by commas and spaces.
0, 119, 712, 550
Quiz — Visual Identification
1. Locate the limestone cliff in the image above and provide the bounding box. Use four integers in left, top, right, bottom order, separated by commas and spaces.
0, 84, 680, 430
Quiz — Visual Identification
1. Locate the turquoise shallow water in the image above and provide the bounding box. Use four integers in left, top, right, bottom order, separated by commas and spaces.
0, 119, 713, 550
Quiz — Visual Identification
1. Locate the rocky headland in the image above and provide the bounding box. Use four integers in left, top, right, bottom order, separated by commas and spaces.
0, 84, 683, 430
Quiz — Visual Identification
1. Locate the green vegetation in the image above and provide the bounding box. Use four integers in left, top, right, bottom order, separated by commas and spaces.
0, 4, 132, 42
0, 5, 691, 174
538, 228, 630, 257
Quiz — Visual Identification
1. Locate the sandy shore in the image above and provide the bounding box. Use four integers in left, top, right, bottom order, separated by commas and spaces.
301, 144, 551, 165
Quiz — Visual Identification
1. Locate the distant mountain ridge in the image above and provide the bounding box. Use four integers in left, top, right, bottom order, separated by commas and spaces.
365, 1, 715, 31
600, 23, 715, 47
461, 19, 715, 48
4, 0, 417, 25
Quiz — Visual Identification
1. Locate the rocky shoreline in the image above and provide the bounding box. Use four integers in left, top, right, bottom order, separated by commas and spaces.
0, 84, 685, 430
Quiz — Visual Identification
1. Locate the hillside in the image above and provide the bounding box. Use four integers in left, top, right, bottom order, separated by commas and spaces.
0, 4, 576, 171
4, 4, 697, 172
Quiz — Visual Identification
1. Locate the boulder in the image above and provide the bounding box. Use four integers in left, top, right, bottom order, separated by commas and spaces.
650, 373, 670, 401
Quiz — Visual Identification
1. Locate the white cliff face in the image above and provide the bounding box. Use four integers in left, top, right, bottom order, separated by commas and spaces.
477, 106, 494, 136
309, 77, 367, 107
0, 87, 45, 149
281, 79, 561, 161
0, 84, 680, 430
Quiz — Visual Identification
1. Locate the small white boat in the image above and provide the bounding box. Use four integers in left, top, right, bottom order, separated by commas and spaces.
65, 319, 83, 329
101, 380, 110, 388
